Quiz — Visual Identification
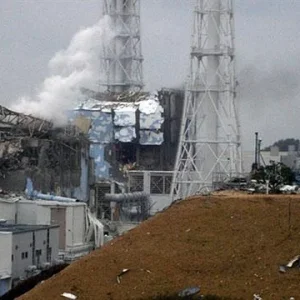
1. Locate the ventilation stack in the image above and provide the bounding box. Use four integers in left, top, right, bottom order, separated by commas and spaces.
172, 0, 242, 199
102, 0, 144, 93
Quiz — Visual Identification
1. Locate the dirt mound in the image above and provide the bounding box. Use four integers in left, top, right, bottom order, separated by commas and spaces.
19, 195, 300, 300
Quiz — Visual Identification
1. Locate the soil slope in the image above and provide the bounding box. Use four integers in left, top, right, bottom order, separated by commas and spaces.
19, 195, 300, 300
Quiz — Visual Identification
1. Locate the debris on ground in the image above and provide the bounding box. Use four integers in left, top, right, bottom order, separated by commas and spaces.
286, 255, 300, 268
61, 293, 77, 299
116, 269, 130, 284
279, 265, 286, 273
178, 286, 200, 298
19, 195, 300, 300
279, 254, 300, 274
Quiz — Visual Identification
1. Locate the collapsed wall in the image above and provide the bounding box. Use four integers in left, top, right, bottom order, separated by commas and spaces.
0, 105, 91, 201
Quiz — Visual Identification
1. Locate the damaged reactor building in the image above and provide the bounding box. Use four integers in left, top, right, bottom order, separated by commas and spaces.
72, 90, 183, 226
0, 105, 90, 200
0, 88, 184, 296
0, 0, 242, 295
0, 104, 103, 294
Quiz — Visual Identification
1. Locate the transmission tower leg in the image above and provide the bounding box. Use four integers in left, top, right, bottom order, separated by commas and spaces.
172, 0, 242, 200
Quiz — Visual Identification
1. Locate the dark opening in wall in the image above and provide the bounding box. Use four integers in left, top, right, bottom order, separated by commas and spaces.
115, 143, 137, 165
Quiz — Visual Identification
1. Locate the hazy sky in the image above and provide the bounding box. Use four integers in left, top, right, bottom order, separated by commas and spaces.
1, 0, 300, 149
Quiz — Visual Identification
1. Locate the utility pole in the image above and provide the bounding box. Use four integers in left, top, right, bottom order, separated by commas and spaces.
255, 132, 258, 168
172, 0, 242, 199
101, 0, 144, 93
258, 138, 262, 168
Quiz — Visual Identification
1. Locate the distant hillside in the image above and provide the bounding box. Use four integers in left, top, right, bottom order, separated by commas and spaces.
263, 138, 300, 151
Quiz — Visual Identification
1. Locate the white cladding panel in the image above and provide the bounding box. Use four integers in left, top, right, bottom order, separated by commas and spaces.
49, 227, 59, 261
0, 202, 16, 224
0, 233, 12, 278
17, 202, 37, 225
36, 206, 51, 225
66, 206, 86, 247
12, 231, 32, 279
11, 227, 59, 280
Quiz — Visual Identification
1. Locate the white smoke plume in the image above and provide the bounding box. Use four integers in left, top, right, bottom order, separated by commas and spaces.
11, 16, 113, 126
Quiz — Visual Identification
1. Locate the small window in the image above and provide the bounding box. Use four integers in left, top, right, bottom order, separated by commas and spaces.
21, 252, 24, 259
25, 252, 28, 259
15, 245, 18, 250
36, 249, 42, 256
11, 255, 14, 262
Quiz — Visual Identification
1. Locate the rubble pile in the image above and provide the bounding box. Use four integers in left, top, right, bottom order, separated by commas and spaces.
19, 195, 300, 300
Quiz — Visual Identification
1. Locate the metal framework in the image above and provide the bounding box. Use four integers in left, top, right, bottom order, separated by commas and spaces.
0, 105, 53, 137
101, 0, 144, 93
172, 0, 242, 199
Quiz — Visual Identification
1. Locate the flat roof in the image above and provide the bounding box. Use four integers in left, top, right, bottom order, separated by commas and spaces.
0, 198, 86, 207
0, 224, 59, 234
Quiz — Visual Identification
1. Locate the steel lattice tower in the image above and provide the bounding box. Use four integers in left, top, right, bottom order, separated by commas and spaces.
101, 0, 144, 93
172, 0, 242, 199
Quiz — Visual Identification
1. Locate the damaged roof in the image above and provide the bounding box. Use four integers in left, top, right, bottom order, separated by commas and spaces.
73, 92, 164, 145
0, 104, 53, 137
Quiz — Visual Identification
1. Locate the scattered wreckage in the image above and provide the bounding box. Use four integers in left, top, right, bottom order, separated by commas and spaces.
217, 176, 300, 195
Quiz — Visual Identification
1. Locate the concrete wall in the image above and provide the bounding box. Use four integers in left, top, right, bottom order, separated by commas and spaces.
11, 227, 59, 281
74, 154, 89, 201
34, 230, 48, 266
2, 200, 87, 254
128, 171, 173, 215
0, 232, 13, 278
16, 202, 37, 225
150, 195, 172, 215
11, 231, 32, 279
5, 201, 51, 226
66, 206, 85, 247
0, 202, 16, 224
0, 232, 13, 295
49, 227, 59, 262
36, 205, 51, 225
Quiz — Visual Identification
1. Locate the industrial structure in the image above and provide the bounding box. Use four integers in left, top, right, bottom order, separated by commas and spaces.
0, 105, 91, 200
72, 89, 184, 235
172, 0, 242, 199
0, 195, 103, 261
0, 104, 104, 296
0, 0, 247, 295
101, 0, 143, 92
0, 223, 59, 296
0, 185, 104, 295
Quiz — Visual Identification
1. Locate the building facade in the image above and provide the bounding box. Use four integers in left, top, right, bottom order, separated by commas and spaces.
0, 224, 59, 296
71, 90, 183, 219
0, 198, 102, 262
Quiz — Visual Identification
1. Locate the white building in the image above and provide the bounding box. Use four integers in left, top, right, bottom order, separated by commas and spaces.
0, 223, 59, 296
0, 197, 103, 262
242, 149, 289, 173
